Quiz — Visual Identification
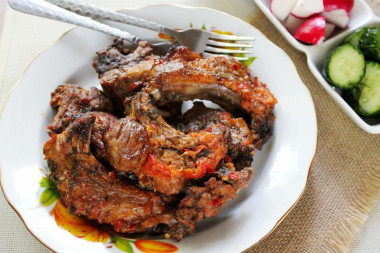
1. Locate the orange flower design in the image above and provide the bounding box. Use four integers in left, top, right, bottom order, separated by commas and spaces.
53, 199, 110, 243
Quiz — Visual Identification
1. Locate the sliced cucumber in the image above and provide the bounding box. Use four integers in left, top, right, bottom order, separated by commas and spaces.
359, 27, 380, 62
358, 61, 380, 116
323, 44, 366, 89
343, 28, 368, 48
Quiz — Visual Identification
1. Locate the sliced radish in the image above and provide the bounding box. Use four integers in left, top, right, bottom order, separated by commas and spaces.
323, 0, 354, 13
270, 0, 298, 21
291, 0, 324, 18
294, 16, 326, 45
322, 9, 349, 28
325, 22, 336, 38
286, 15, 305, 35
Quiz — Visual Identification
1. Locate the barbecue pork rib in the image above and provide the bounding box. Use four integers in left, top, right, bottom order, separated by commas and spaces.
48, 84, 115, 135
145, 46, 277, 148
93, 39, 158, 109
178, 102, 255, 170
42, 41, 276, 241
43, 114, 249, 241
124, 92, 230, 195
44, 115, 175, 234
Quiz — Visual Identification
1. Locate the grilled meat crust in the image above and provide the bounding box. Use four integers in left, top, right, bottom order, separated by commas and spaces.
146, 47, 277, 148
44, 115, 174, 234
43, 115, 251, 241
128, 92, 229, 195
42, 41, 276, 241
93, 39, 154, 76
104, 116, 151, 172
48, 84, 115, 135
178, 102, 255, 170
93, 39, 158, 110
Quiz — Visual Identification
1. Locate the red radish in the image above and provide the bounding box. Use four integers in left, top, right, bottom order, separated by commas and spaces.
286, 15, 305, 34
270, 0, 298, 21
323, 0, 354, 12
291, 0, 324, 18
294, 16, 326, 45
325, 22, 335, 38
322, 9, 349, 28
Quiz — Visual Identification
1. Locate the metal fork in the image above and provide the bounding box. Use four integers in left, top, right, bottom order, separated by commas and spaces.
8, 0, 255, 60
44, 0, 255, 60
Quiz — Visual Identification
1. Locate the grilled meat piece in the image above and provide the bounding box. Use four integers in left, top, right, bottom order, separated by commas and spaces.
178, 102, 255, 170
127, 92, 229, 195
43, 41, 276, 241
43, 114, 253, 241
48, 84, 115, 134
44, 115, 175, 234
93, 38, 154, 75
146, 47, 277, 148
177, 102, 254, 189
88, 112, 118, 162
93, 39, 158, 109
104, 116, 151, 172
214, 163, 254, 191
167, 177, 237, 241
163, 45, 202, 62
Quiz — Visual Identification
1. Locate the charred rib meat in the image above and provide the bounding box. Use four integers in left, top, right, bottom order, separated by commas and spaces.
48, 84, 115, 134
44, 115, 174, 234
127, 92, 229, 195
44, 114, 250, 240
93, 39, 158, 109
146, 47, 277, 148
178, 102, 255, 170
43, 40, 276, 241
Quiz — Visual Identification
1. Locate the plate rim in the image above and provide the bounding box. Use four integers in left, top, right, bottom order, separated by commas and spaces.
0, 3, 317, 252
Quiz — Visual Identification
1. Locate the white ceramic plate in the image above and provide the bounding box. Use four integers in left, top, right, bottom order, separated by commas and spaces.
254, 0, 380, 134
0, 5, 317, 253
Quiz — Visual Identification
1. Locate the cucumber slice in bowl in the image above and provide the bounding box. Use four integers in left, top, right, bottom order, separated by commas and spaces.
323, 44, 366, 89
358, 61, 380, 116
343, 27, 368, 48
359, 27, 380, 62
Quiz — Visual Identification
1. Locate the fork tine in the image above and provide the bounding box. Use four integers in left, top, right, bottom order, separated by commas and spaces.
207, 40, 253, 48
209, 33, 256, 41
205, 46, 251, 54
203, 53, 249, 61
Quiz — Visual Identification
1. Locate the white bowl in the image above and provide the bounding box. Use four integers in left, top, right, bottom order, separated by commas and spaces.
254, 0, 380, 134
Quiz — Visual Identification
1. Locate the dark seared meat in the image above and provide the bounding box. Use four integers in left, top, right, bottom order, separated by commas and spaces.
99, 58, 157, 109
93, 39, 154, 75
127, 92, 229, 195
43, 41, 276, 241
163, 45, 202, 62
43, 114, 253, 241
93, 39, 158, 109
214, 163, 254, 191
167, 177, 237, 241
104, 116, 150, 172
48, 84, 115, 134
89, 112, 118, 162
43, 116, 175, 234
178, 102, 254, 170
146, 47, 277, 148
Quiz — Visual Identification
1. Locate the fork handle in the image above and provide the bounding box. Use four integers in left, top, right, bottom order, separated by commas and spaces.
45, 0, 166, 33
8, 0, 140, 44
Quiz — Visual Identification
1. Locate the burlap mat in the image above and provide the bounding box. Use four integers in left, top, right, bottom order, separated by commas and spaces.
245, 9, 380, 253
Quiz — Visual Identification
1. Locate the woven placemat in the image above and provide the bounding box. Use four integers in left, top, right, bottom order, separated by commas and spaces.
245, 9, 380, 253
